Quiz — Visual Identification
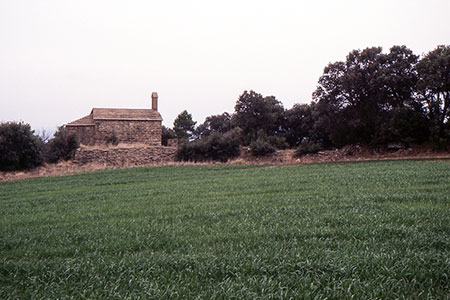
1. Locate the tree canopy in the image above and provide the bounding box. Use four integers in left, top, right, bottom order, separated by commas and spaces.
312, 45, 428, 146
416, 45, 450, 144
173, 110, 197, 141
232, 90, 284, 145
0, 122, 44, 171
171, 44, 449, 162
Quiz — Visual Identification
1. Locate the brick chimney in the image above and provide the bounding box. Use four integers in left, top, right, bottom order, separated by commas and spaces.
151, 92, 158, 111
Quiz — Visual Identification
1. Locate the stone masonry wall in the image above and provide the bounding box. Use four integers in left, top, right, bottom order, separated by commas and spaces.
96, 120, 161, 146
73, 146, 177, 166
66, 126, 96, 145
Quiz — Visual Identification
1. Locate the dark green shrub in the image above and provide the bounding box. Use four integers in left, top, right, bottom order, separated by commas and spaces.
373, 108, 429, 147
162, 125, 177, 146
249, 138, 276, 157
266, 135, 289, 149
176, 131, 240, 162
294, 140, 324, 157
205, 132, 241, 162
0, 122, 43, 171
175, 140, 205, 162
45, 127, 79, 163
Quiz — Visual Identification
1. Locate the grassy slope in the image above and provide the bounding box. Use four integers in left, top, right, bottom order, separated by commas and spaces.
1, 160, 449, 299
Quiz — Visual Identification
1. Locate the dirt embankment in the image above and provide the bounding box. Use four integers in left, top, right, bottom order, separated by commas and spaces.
1, 144, 449, 182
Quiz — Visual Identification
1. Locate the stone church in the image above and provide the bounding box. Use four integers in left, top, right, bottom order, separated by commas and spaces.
66, 92, 162, 146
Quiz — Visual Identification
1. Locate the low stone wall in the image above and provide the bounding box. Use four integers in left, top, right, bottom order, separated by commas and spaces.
73, 146, 177, 166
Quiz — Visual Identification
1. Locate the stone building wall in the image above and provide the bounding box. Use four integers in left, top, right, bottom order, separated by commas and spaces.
66, 120, 162, 146
73, 146, 177, 166
95, 120, 162, 146
66, 126, 96, 145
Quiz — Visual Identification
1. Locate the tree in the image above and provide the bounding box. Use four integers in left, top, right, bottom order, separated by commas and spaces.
313, 46, 421, 146
45, 126, 79, 163
380, 45, 419, 109
316, 47, 389, 145
173, 110, 196, 141
161, 125, 177, 146
0, 122, 43, 171
416, 45, 450, 144
374, 107, 429, 145
282, 103, 314, 147
232, 90, 284, 145
194, 112, 232, 139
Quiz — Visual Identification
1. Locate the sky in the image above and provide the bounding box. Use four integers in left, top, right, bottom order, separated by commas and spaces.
1, 0, 449, 133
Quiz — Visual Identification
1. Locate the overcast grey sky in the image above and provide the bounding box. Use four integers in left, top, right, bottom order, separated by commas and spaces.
1, 0, 449, 132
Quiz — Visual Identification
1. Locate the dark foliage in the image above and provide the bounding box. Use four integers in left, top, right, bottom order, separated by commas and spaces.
0, 122, 43, 171
282, 103, 314, 147
176, 130, 240, 162
310, 45, 435, 148
249, 137, 276, 157
161, 125, 177, 146
266, 135, 289, 150
232, 90, 284, 145
416, 45, 450, 146
195, 112, 232, 139
168, 45, 449, 157
373, 107, 430, 146
173, 110, 196, 141
294, 140, 325, 157
45, 127, 79, 163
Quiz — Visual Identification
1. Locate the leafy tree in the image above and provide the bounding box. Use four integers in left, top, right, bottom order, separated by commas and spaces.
314, 47, 387, 145
313, 46, 421, 147
416, 45, 450, 144
161, 125, 177, 146
282, 103, 314, 147
194, 112, 232, 139
173, 110, 196, 141
232, 90, 284, 145
45, 126, 79, 163
0, 122, 43, 171
380, 45, 419, 109
374, 107, 429, 146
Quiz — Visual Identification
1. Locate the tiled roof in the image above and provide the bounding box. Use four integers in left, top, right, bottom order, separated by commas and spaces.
66, 114, 94, 126
66, 108, 162, 126
92, 108, 162, 121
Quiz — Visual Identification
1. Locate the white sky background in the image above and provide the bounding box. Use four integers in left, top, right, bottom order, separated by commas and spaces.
1, 0, 449, 133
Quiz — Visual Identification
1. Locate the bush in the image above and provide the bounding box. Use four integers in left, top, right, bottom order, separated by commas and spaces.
0, 122, 44, 171
373, 108, 430, 147
266, 135, 289, 150
176, 140, 204, 162
249, 138, 276, 157
294, 140, 324, 157
162, 126, 177, 146
45, 127, 79, 163
176, 131, 240, 162
206, 132, 241, 162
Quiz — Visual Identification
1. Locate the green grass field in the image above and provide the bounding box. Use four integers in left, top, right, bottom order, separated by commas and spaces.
1, 160, 449, 299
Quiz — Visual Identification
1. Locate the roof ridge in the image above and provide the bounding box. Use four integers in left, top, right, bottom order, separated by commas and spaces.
92, 107, 152, 110
67, 107, 163, 125
66, 114, 94, 126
